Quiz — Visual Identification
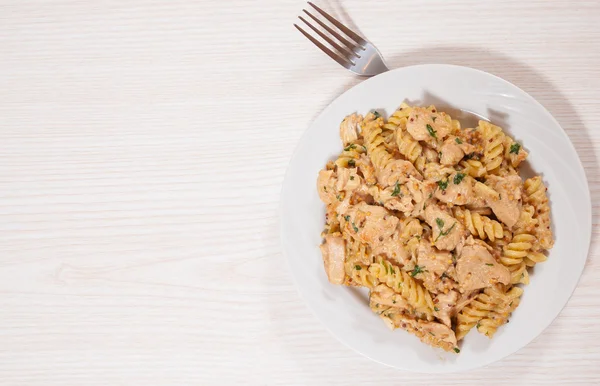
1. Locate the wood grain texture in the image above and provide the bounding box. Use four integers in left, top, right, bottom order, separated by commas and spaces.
0, 0, 599, 384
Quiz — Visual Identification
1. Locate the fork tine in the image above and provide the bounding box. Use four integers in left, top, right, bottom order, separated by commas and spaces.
294, 24, 353, 68
307, 2, 366, 46
298, 16, 356, 59
302, 9, 360, 54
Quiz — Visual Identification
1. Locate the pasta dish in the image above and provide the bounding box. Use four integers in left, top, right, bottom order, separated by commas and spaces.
316, 103, 553, 353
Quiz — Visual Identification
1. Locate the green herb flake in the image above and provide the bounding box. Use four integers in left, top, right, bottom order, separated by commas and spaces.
344, 144, 356, 151
439, 152, 443, 159
347, 159, 356, 167
435, 218, 444, 229
453, 172, 465, 185
392, 300, 396, 304
428, 192, 433, 199
336, 194, 342, 201
476, 322, 481, 329
355, 265, 361, 271
350, 175, 354, 180
485, 263, 494, 266
372, 111, 381, 118
410, 265, 426, 277
432, 116, 437, 122
429, 332, 435, 336
441, 272, 448, 279
454, 348, 460, 353
455, 137, 463, 144
434, 306, 439, 312
426, 124, 437, 138
438, 179, 449, 191
344, 215, 350, 221
435, 222, 456, 242
352, 223, 359, 233
510, 143, 521, 154
391, 181, 401, 197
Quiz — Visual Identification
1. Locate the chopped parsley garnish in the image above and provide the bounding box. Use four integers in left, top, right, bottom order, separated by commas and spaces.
410, 265, 426, 277
510, 143, 521, 154
352, 223, 359, 232
372, 111, 381, 118
391, 181, 401, 197
336, 194, 342, 201
349, 175, 354, 180
455, 137, 463, 144
438, 179, 449, 190
347, 159, 356, 167
438, 152, 443, 159
485, 263, 494, 266
426, 124, 437, 138
428, 192, 433, 199
435, 218, 444, 229
344, 144, 356, 151
429, 332, 435, 336
434, 306, 439, 312
440, 272, 448, 279
476, 322, 481, 329
355, 265, 361, 270
432, 116, 437, 122
392, 300, 396, 304
344, 215, 350, 221
453, 348, 460, 353
435, 222, 456, 242
453, 172, 465, 185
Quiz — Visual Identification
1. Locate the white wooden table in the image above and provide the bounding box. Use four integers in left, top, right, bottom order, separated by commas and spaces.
1, 0, 599, 384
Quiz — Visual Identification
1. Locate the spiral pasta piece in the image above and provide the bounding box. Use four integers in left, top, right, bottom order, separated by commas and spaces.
454, 208, 503, 242
368, 257, 434, 318
477, 286, 523, 338
334, 141, 366, 168
455, 287, 503, 340
362, 115, 394, 172
524, 176, 553, 250
479, 120, 505, 172
459, 159, 486, 177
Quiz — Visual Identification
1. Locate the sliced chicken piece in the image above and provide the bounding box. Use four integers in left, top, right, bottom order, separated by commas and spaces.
356, 154, 377, 186
415, 240, 453, 276
370, 284, 410, 311
371, 230, 411, 266
406, 107, 453, 142
456, 244, 510, 292
439, 137, 465, 166
320, 235, 346, 285
424, 204, 465, 251
339, 113, 362, 146
477, 175, 522, 228
410, 240, 455, 294
317, 169, 337, 204
434, 173, 474, 206
344, 203, 399, 247
383, 313, 459, 352
334, 167, 361, 193
434, 290, 459, 327
377, 159, 422, 188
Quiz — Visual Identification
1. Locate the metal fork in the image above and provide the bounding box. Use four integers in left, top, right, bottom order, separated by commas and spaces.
294, 2, 388, 76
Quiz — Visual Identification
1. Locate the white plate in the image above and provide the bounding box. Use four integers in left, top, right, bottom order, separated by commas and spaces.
280, 64, 591, 373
